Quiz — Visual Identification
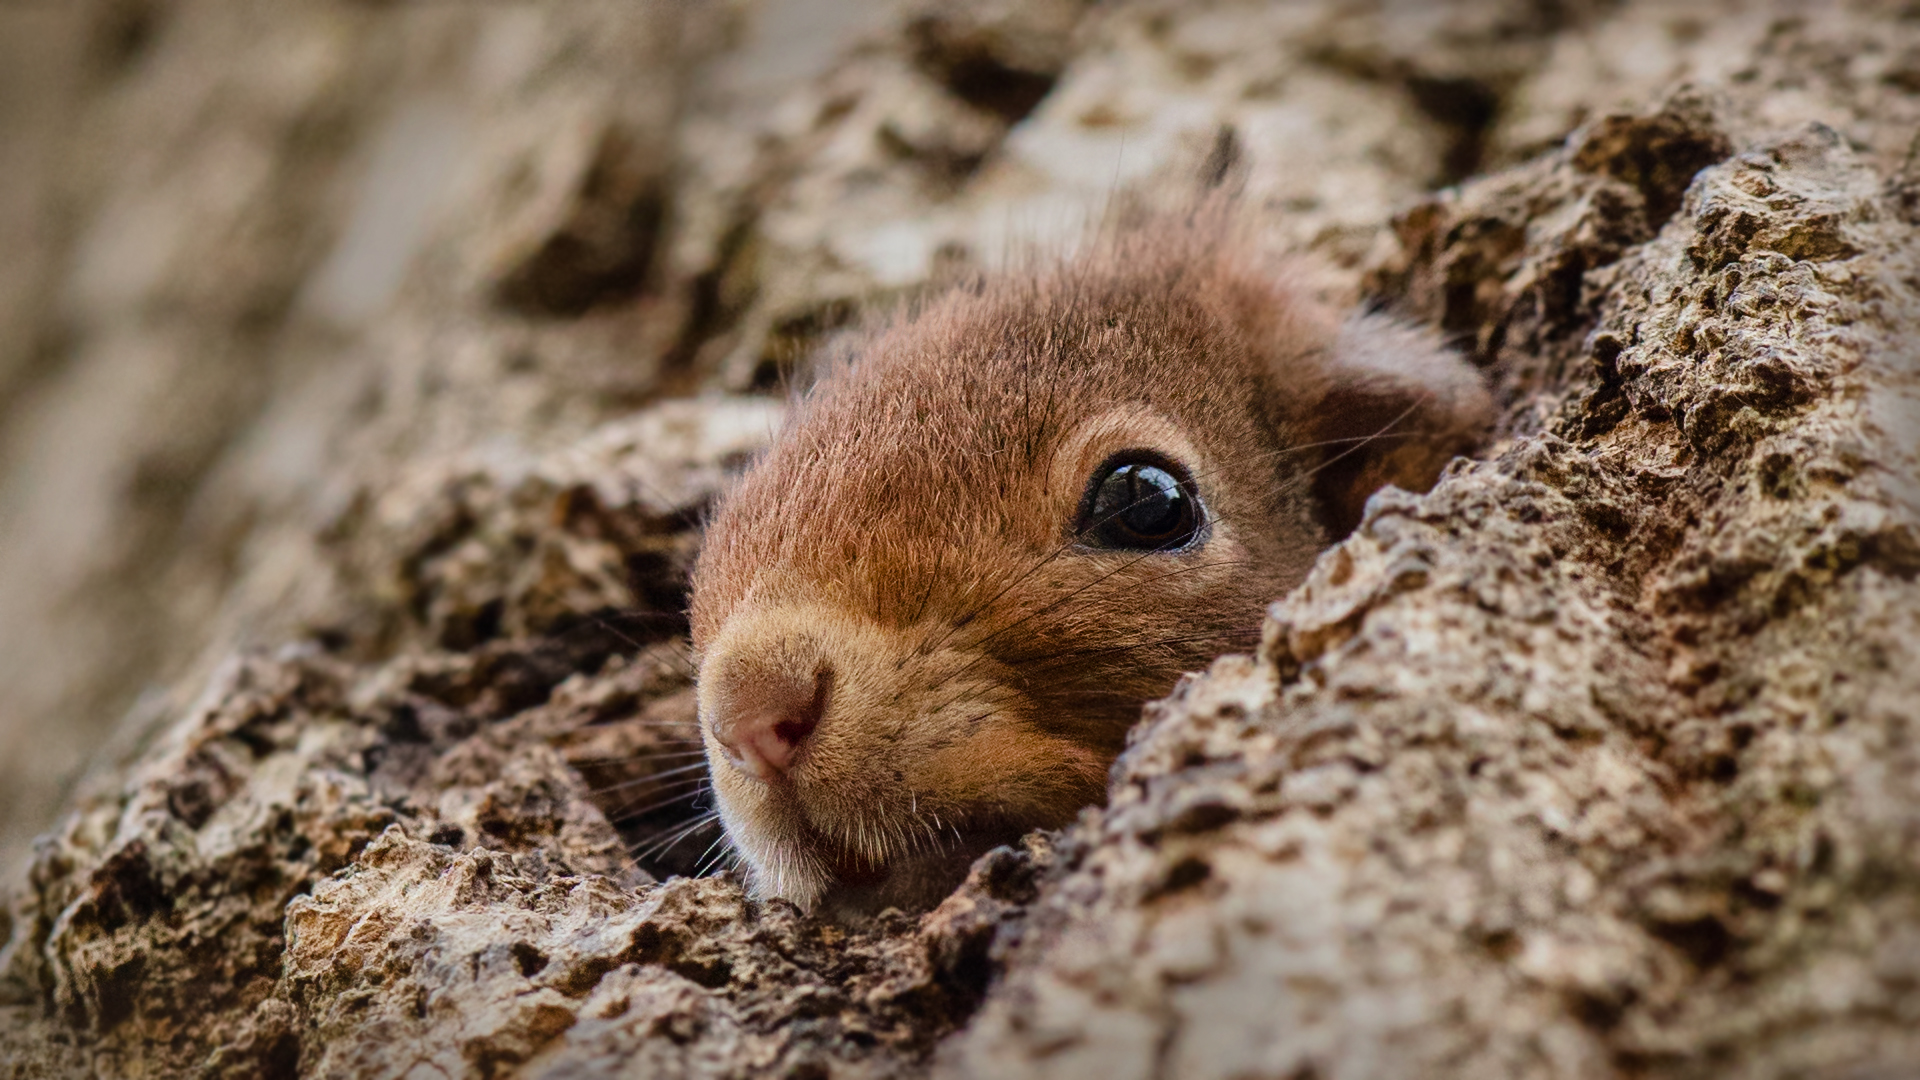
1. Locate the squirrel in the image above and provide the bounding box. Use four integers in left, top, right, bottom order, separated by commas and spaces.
687, 212, 1491, 914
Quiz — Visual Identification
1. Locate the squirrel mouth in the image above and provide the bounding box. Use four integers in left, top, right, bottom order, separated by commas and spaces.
799, 817, 1028, 917
784, 812, 894, 890
719, 754, 1067, 913
822, 848, 890, 888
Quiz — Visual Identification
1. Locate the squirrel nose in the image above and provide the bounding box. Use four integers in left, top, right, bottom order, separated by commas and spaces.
709, 665, 832, 782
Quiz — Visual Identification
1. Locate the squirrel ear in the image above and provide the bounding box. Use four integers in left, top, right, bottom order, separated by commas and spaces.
1303, 314, 1493, 538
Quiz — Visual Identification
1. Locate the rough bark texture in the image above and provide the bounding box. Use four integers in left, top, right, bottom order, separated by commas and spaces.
3, 1, 1918, 1078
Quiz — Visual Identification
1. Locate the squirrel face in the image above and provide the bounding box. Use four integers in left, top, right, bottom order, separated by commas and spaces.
689, 222, 1491, 914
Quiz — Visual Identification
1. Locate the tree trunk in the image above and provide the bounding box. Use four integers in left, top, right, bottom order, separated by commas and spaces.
3, 2, 1918, 1078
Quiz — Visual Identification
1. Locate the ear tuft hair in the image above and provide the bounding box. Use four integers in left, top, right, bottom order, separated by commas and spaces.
1305, 313, 1493, 537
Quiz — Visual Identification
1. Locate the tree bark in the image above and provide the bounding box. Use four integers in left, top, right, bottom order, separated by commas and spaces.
3, 2, 1918, 1078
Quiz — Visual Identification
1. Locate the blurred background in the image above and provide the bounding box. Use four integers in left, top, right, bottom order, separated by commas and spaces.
3, 0, 1913, 882
0, 0, 884, 880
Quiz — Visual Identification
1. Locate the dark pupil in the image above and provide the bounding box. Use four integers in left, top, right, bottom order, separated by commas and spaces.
1089, 463, 1193, 547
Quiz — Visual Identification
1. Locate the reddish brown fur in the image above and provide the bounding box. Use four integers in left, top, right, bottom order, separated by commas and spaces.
689, 217, 1490, 913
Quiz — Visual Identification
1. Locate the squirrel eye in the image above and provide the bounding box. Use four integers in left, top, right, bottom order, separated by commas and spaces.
1076, 455, 1203, 551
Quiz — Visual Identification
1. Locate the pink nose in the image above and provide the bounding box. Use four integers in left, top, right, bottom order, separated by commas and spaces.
709, 666, 831, 782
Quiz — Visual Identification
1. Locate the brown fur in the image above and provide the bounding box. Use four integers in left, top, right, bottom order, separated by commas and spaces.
689, 216, 1491, 913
